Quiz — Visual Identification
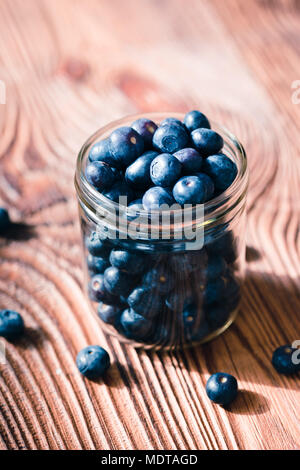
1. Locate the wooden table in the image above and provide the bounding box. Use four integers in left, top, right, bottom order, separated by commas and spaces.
0, 0, 299, 450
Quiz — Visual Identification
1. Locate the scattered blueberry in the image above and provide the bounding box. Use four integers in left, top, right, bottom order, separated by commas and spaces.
109, 249, 145, 274
85, 161, 118, 191
109, 126, 144, 168
272, 345, 300, 375
184, 110, 210, 132
153, 123, 189, 153
88, 138, 116, 166
120, 308, 152, 340
150, 153, 182, 187
131, 118, 158, 147
142, 187, 176, 211
0, 208, 10, 232
173, 148, 203, 174
98, 302, 122, 325
76, 345, 110, 380
127, 287, 163, 318
203, 153, 238, 191
206, 372, 238, 406
191, 128, 223, 157
104, 267, 137, 297
125, 150, 158, 189
173, 174, 214, 205
0, 310, 24, 341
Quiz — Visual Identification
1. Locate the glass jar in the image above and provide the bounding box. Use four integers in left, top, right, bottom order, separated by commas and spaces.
75, 112, 248, 349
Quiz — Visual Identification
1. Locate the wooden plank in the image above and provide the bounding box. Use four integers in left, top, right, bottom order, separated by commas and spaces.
0, 0, 299, 450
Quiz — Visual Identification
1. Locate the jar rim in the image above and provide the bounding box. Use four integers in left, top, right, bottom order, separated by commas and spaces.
75, 112, 248, 239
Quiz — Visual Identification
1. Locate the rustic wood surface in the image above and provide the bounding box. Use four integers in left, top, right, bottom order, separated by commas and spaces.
0, 0, 299, 450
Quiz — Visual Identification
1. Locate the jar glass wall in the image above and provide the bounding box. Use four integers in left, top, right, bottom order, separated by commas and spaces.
75, 113, 248, 349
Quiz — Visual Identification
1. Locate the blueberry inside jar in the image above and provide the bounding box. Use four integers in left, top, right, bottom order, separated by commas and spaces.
75, 112, 248, 349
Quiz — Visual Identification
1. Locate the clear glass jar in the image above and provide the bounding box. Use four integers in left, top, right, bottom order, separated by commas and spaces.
75, 112, 248, 349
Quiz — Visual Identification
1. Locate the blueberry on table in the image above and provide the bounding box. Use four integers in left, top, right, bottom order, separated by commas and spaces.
76, 345, 110, 380
109, 126, 144, 168
0, 208, 10, 232
272, 345, 300, 375
109, 249, 146, 274
153, 122, 189, 154
103, 179, 135, 205
120, 308, 152, 340
97, 302, 122, 325
206, 372, 238, 406
150, 153, 182, 187
104, 267, 138, 297
87, 254, 110, 274
127, 287, 163, 318
125, 150, 158, 189
131, 118, 158, 147
0, 310, 24, 341
85, 161, 118, 191
191, 128, 223, 157
142, 187, 176, 211
173, 174, 214, 205
184, 110, 211, 132
202, 153, 238, 191
173, 148, 203, 174
86, 231, 110, 257
88, 138, 115, 166
143, 267, 174, 295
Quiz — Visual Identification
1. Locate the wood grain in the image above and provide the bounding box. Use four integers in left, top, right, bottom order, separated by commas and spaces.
0, 0, 299, 450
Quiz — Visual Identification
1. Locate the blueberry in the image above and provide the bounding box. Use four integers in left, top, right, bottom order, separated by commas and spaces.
120, 308, 152, 340
143, 267, 174, 294
0, 310, 24, 341
165, 289, 195, 311
104, 267, 137, 297
103, 179, 135, 205
0, 208, 10, 232
125, 151, 158, 189
88, 274, 120, 304
206, 372, 238, 406
126, 199, 144, 220
191, 128, 223, 157
203, 277, 226, 305
173, 174, 214, 205
204, 256, 227, 281
127, 287, 163, 318
142, 187, 176, 211
97, 302, 122, 325
85, 161, 118, 191
76, 345, 110, 380
272, 345, 300, 375
160, 117, 186, 128
88, 138, 116, 166
131, 118, 158, 147
204, 303, 231, 330
150, 153, 182, 187
173, 148, 203, 174
203, 153, 238, 191
87, 254, 110, 274
86, 231, 110, 257
109, 249, 146, 274
183, 110, 210, 132
109, 126, 144, 168
205, 230, 237, 263
182, 303, 200, 338
153, 123, 189, 153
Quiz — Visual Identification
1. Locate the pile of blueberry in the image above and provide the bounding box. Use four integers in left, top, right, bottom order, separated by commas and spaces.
85, 110, 238, 209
